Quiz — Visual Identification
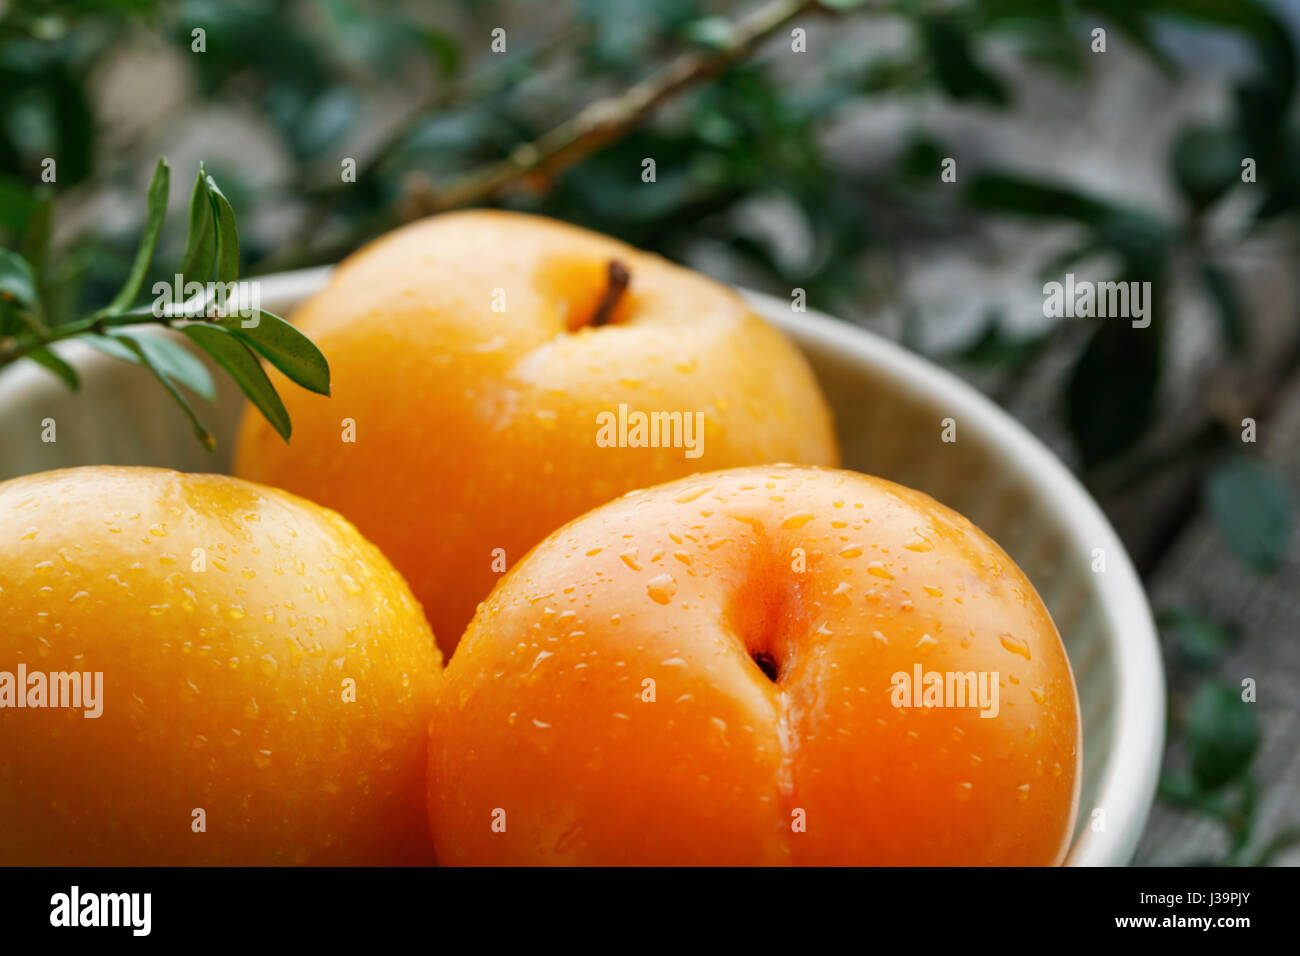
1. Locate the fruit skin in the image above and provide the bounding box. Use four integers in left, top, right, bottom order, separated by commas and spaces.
233, 210, 838, 656
0, 466, 441, 865
429, 465, 1081, 865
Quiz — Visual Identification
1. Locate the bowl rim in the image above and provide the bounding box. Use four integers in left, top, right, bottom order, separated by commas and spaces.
2, 265, 1166, 866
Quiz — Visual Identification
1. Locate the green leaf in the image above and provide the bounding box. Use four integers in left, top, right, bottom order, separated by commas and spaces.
1171, 124, 1244, 208
0, 247, 40, 310
114, 332, 216, 453
182, 324, 291, 442
921, 17, 1009, 107
26, 346, 79, 391
214, 310, 330, 395
121, 331, 216, 403
954, 312, 1049, 371
967, 173, 1116, 224
205, 174, 240, 284
1157, 769, 1206, 809
20, 188, 53, 279
1198, 260, 1247, 354
99, 157, 170, 316
85, 329, 216, 403
0, 176, 34, 233
1186, 680, 1260, 791
177, 168, 216, 288
1157, 606, 1236, 670
423, 27, 463, 78
1204, 457, 1295, 574
0, 247, 46, 335
1037, 240, 1105, 284
82, 333, 144, 365
1066, 321, 1161, 467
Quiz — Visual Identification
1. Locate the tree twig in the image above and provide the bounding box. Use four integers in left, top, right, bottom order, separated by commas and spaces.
400, 0, 831, 218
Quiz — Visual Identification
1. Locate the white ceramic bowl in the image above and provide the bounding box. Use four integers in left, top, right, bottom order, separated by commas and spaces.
0, 267, 1164, 865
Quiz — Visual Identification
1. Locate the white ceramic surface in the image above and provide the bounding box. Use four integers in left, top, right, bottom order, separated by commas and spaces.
0, 266, 1164, 865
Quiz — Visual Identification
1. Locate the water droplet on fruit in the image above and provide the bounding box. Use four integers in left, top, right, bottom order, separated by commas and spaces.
781, 512, 814, 530
999, 633, 1032, 660
867, 562, 893, 580
646, 573, 677, 604
673, 484, 713, 503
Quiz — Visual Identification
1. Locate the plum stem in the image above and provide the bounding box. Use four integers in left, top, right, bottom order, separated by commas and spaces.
590, 259, 630, 328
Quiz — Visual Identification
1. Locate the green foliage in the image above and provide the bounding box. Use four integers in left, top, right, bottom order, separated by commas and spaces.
0, 157, 329, 450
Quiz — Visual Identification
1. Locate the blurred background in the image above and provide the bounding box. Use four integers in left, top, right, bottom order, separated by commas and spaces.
1, 0, 1297, 864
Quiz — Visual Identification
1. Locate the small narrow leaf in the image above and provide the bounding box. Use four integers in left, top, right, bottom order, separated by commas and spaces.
1186, 680, 1260, 791
967, 172, 1116, 224
183, 324, 291, 442
178, 168, 216, 288
82, 333, 144, 364
215, 310, 331, 395
100, 157, 170, 316
119, 330, 217, 403
205, 175, 240, 284
21, 188, 53, 277
1204, 456, 1295, 573
27, 347, 80, 391
1198, 259, 1247, 354
115, 332, 216, 453
1157, 606, 1236, 670
0, 248, 45, 333
1066, 322, 1161, 467
921, 17, 1009, 107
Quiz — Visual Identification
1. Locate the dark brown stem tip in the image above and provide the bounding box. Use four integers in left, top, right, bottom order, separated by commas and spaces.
590, 258, 631, 328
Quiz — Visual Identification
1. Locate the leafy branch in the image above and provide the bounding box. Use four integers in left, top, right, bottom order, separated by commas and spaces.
0, 157, 329, 451
399, 0, 849, 217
